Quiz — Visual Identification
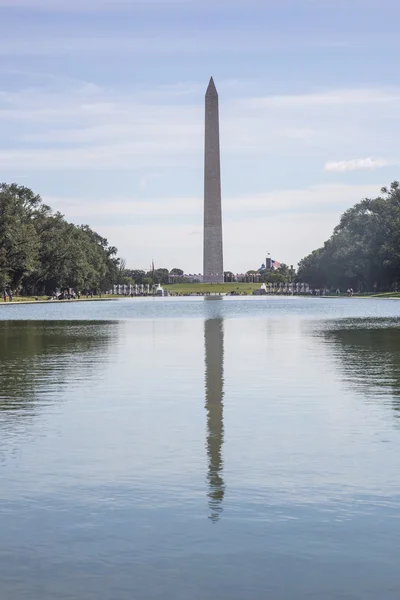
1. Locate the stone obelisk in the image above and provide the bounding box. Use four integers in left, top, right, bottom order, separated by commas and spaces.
203, 77, 224, 284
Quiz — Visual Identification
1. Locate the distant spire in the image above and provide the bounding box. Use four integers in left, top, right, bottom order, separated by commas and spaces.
206, 76, 218, 97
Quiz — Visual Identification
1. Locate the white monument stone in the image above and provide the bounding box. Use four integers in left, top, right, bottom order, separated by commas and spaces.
203, 77, 224, 284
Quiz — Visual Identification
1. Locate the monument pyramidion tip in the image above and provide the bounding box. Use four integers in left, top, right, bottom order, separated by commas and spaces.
206, 77, 218, 97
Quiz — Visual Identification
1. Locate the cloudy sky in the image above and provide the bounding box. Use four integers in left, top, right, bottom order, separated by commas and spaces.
1, 0, 399, 272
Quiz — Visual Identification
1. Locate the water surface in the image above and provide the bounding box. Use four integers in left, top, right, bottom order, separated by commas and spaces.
1, 298, 399, 599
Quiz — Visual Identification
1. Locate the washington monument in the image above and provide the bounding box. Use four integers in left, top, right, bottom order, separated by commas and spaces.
203, 77, 224, 284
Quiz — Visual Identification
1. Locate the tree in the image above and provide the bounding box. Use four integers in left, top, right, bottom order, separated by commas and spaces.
277, 263, 289, 277
297, 249, 326, 288
126, 270, 146, 285
0, 182, 121, 294
224, 271, 235, 282
297, 182, 400, 292
0, 183, 41, 291
261, 271, 286, 284
151, 268, 169, 284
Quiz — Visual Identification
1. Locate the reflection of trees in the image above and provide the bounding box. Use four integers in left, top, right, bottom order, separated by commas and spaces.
323, 323, 400, 414
204, 318, 225, 522
0, 321, 115, 411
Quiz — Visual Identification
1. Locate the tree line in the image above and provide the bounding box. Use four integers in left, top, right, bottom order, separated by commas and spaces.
119, 266, 297, 287
297, 182, 400, 292
0, 183, 120, 295
230, 264, 296, 284
11, 179, 397, 297
116, 268, 189, 287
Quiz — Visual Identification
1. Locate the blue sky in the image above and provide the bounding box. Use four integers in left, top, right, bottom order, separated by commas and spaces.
1, 0, 399, 272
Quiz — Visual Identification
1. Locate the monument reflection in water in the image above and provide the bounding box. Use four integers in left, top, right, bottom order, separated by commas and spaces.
204, 317, 225, 522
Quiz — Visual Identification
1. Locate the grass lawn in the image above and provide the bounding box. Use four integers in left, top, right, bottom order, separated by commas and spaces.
367, 292, 400, 298
6, 289, 400, 303
1, 296, 49, 303
164, 282, 261, 295
0, 295, 118, 304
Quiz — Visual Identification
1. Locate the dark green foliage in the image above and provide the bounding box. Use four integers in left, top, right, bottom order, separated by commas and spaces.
125, 269, 146, 285
0, 183, 120, 294
151, 268, 169, 284
297, 182, 400, 292
246, 264, 296, 284
224, 271, 235, 282
124, 268, 171, 286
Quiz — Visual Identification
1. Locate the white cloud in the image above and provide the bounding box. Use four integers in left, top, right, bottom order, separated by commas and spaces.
324, 158, 398, 172
14, 33, 400, 59
0, 144, 199, 170
245, 88, 400, 109
47, 183, 378, 220
51, 197, 201, 219
0, 35, 351, 58
2, 82, 400, 171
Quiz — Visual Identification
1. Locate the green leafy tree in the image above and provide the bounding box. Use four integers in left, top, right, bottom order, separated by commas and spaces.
0, 182, 121, 295
126, 270, 146, 285
298, 182, 400, 292
224, 271, 235, 282
150, 268, 169, 284
0, 183, 41, 291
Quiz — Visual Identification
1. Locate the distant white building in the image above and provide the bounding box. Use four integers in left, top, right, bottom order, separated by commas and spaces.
168, 273, 203, 283
186, 273, 203, 283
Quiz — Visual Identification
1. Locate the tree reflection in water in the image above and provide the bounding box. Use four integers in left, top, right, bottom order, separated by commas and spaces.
0, 320, 115, 412
323, 321, 400, 416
